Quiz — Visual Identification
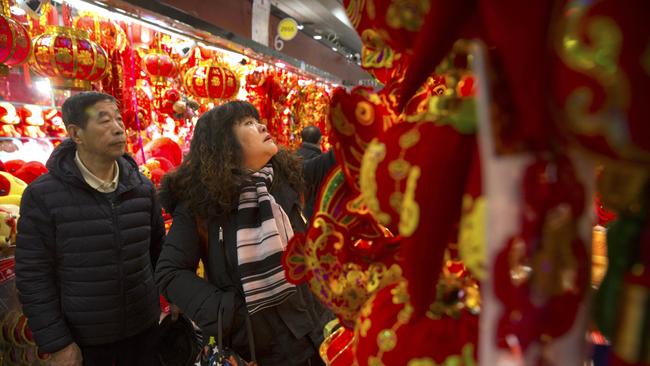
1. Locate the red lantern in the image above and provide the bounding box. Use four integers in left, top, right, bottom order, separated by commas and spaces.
73, 11, 128, 53
30, 26, 109, 90
184, 61, 239, 100
0, 6, 31, 77
142, 50, 177, 83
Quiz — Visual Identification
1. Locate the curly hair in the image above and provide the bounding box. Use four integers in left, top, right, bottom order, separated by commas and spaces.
160, 100, 304, 218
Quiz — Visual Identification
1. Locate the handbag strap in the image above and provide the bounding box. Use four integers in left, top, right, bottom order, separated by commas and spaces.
197, 216, 257, 363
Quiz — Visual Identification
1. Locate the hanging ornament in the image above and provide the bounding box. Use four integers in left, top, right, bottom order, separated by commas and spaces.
30, 26, 109, 90
123, 84, 152, 131
72, 11, 127, 53
0, 0, 31, 77
183, 60, 239, 101
142, 50, 177, 84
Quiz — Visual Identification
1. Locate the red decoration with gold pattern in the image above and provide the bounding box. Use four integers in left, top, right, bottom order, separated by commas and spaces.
30, 26, 109, 90
142, 50, 177, 84
183, 61, 239, 100
552, 0, 650, 165
329, 86, 398, 193
354, 279, 478, 366
0, 1, 31, 77
124, 86, 152, 131
360, 122, 475, 315
73, 11, 128, 53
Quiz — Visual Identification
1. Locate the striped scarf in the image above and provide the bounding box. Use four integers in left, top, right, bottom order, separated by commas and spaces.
236, 164, 296, 314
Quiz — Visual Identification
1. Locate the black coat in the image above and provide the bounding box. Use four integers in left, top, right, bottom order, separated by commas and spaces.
299, 149, 335, 221
296, 142, 322, 161
15, 139, 165, 353
155, 155, 336, 366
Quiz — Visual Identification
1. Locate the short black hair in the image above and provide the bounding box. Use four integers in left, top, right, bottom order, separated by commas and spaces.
301, 125, 321, 144
61, 91, 117, 129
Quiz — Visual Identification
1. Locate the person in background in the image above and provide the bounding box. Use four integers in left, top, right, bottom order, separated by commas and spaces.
15, 92, 165, 366
156, 101, 335, 366
296, 125, 323, 160
296, 125, 334, 221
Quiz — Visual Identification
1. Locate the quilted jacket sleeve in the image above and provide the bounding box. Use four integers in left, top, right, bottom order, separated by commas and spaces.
15, 186, 74, 354
154, 203, 238, 337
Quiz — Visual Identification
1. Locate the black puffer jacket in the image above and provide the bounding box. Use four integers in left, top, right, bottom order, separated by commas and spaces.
15, 139, 165, 354
156, 152, 336, 366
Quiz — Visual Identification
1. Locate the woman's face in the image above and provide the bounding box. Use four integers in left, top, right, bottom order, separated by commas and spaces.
234, 116, 278, 170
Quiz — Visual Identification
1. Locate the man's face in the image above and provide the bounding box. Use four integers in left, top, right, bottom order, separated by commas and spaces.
69, 100, 126, 160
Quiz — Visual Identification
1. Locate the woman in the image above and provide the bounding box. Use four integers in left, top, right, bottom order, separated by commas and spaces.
155, 101, 335, 365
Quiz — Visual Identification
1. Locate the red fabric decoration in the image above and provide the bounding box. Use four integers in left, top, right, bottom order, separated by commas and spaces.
329, 86, 398, 192
143, 137, 182, 167
14, 161, 48, 184
354, 281, 478, 365
362, 122, 474, 315
552, 0, 650, 164
494, 156, 589, 355
399, 0, 557, 152
3, 160, 24, 174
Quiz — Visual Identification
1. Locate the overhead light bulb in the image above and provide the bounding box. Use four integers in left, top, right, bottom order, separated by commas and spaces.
331, 47, 338, 52
313, 35, 322, 40
297, 24, 304, 30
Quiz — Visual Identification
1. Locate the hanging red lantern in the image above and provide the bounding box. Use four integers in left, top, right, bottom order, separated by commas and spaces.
30, 26, 109, 90
73, 11, 128, 53
0, 3, 31, 77
142, 50, 177, 83
183, 61, 239, 100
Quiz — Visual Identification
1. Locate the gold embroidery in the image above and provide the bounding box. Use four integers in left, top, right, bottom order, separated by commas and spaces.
355, 101, 375, 126
345, 0, 365, 29
96, 54, 106, 68
377, 329, 397, 352
211, 76, 221, 87
389, 192, 403, 216
77, 50, 92, 66
361, 29, 399, 69
399, 166, 420, 237
331, 103, 356, 136
360, 139, 392, 225
368, 356, 384, 366
55, 48, 72, 64
399, 128, 420, 149
407, 359, 435, 366
458, 195, 487, 280
386, 0, 430, 32
557, 2, 650, 163
388, 158, 411, 181
360, 318, 372, 337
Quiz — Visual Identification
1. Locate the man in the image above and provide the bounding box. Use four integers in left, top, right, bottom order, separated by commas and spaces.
296, 125, 323, 160
296, 125, 330, 222
15, 92, 165, 366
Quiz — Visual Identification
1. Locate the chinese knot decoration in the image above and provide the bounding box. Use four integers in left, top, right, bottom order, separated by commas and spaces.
0, 0, 31, 77
30, 26, 109, 90
183, 61, 239, 101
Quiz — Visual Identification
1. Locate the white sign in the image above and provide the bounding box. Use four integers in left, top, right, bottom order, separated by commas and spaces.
251, 0, 271, 46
